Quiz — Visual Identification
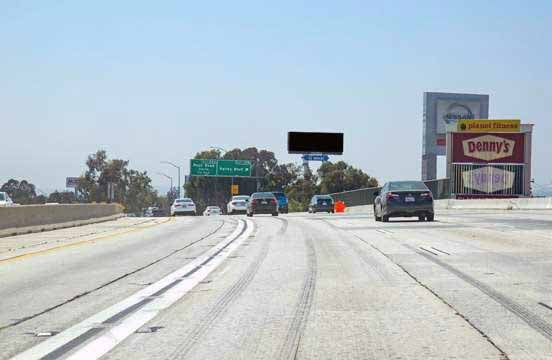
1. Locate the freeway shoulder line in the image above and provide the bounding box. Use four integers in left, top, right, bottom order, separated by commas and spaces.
0, 218, 174, 264
0, 220, 226, 332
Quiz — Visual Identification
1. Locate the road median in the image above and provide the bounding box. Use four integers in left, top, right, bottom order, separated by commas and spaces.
0, 203, 124, 238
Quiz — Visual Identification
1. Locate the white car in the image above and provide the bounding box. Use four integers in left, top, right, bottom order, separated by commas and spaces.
203, 206, 222, 216
226, 195, 250, 215
0, 192, 14, 207
170, 198, 197, 216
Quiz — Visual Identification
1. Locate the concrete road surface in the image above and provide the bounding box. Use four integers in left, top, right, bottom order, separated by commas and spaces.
1, 211, 552, 359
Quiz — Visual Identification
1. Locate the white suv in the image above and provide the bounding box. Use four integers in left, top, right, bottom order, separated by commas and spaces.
170, 198, 197, 216
227, 195, 250, 215
0, 192, 14, 207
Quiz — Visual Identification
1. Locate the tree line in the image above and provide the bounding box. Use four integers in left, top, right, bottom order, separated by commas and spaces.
2, 147, 378, 213
1, 150, 158, 214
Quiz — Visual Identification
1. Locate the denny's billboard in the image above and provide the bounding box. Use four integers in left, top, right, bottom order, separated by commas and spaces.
452, 132, 525, 163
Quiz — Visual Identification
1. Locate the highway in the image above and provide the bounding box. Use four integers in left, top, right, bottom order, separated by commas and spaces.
1, 211, 552, 359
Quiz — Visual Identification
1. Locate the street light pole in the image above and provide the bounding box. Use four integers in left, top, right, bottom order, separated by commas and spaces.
161, 161, 181, 198
156, 172, 173, 191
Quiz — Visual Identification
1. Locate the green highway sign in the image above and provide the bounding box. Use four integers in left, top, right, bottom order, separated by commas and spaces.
190, 159, 217, 176
190, 159, 252, 177
217, 160, 251, 177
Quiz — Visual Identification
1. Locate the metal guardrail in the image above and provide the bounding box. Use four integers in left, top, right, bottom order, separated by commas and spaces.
329, 178, 451, 207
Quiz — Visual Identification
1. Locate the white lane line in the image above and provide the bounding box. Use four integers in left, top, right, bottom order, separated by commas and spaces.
11, 219, 254, 360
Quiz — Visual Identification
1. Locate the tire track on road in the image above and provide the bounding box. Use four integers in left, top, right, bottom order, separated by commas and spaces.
321, 219, 395, 284
166, 218, 284, 360
0, 220, 227, 332
353, 234, 511, 359
271, 216, 289, 235
278, 231, 317, 360
403, 243, 552, 342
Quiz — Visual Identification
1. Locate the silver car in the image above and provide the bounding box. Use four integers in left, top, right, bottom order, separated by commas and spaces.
170, 198, 197, 216
227, 195, 250, 215
374, 181, 434, 222
203, 206, 222, 216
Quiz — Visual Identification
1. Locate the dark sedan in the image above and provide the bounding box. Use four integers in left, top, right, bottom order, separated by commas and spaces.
374, 181, 434, 222
246, 192, 279, 217
308, 195, 334, 213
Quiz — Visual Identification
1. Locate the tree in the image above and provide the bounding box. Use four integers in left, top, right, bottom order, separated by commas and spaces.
317, 161, 378, 194
123, 169, 158, 214
48, 191, 76, 204
76, 150, 158, 213
266, 163, 301, 191
0, 179, 38, 205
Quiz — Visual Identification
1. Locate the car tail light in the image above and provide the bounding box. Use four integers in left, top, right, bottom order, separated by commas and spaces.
271, 198, 277, 205
420, 192, 433, 199
386, 192, 400, 200
175, 204, 181, 208
251, 199, 257, 205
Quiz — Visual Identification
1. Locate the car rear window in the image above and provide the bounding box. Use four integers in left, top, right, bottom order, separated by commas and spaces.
177, 199, 193, 203
252, 192, 275, 199
389, 181, 429, 191
233, 196, 249, 201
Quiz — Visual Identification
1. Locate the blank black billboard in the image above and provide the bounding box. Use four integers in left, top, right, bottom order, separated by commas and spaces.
287, 132, 344, 154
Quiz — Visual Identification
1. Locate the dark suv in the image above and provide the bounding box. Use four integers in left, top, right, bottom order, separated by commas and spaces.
272, 191, 289, 214
246, 192, 279, 217
308, 195, 334, 213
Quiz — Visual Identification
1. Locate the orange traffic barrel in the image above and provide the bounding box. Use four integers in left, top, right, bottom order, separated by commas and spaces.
334, 200, 346, 213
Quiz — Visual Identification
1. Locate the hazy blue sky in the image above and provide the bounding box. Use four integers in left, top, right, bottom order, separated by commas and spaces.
2, 1, 551, 193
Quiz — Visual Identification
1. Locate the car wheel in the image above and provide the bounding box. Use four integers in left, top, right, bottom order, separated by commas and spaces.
382, 215, 390, 222
418, 215, 425, 221
374, 206, 381, 221
427, 214, 435, 222
272, 212, 278, 216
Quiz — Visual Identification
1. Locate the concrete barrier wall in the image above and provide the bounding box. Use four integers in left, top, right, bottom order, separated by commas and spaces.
0, 203, 124, 237
434, 197, 552, 210
344, 198, 552, 213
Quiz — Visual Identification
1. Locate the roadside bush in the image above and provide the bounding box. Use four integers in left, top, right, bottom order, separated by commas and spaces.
288, 199, 305, 213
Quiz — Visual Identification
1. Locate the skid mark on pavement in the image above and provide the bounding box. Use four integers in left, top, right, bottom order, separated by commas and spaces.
166, 221, 270, 360
352, 234, 510, 360
278, 233, 317, 360
0, 220, 226, 332
403, 243, 552, 342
